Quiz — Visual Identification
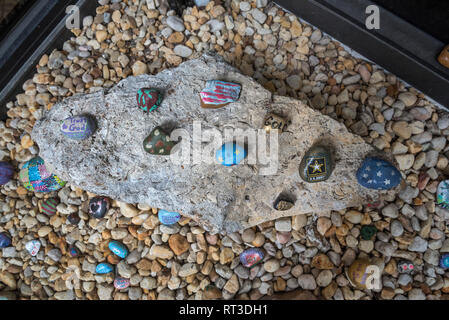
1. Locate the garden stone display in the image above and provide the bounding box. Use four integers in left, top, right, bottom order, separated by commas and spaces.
32, 53, 395, 234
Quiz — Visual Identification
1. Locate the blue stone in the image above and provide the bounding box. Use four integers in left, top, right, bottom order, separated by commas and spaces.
356, 157, 401, 190
60, 115, 96, 140
0, 232, 11, 248
108, 241, 128, 259
158, 209, 181, 225
440, 254, 449, 269
437, 180, 449, 209
240, 248, 264, 268
216, 142, 247, 167
96, 263, 113, 274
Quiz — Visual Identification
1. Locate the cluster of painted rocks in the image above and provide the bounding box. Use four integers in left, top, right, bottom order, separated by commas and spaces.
95, 240, 130, 289
19, 157, 65, 192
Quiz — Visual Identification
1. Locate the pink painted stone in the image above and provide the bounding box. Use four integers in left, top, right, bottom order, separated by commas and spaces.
113, 277, 130, 290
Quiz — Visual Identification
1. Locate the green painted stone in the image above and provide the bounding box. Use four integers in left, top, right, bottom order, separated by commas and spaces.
136, 88, 162, 112
360, 225, 377, 240
143, 127, 177, 155
299, 145, 333, 183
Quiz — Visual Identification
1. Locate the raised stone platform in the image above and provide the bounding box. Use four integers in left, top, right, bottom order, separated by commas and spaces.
32, 53, 392, 233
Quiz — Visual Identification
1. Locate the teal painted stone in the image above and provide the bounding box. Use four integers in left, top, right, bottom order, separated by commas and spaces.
299, 145, 333, 183
96, 263, 114, 274
158, 209, 181, 225
25, 240, 40, 256
437, 180, 449, 209
108, 241, 128, 259
136, 88, 162, 112
216, 142, 247, 166
60, 115, 96, 140
440, 254, 449, 269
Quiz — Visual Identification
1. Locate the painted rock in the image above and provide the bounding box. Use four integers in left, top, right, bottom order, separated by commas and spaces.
41, 198, 59, 216
438, 45, 449, 69
347, 259, 375, 289
60, 115, 96, 140
96, 263, 114, 274
114, 277, 130, 290
158, 209, 181, 225
143, 127, 177, 155
356, 157, 401, 190
397, 260, 415, 274
437, 180, 449, 209
299, 145, 333, 183
19, 157, 66, 192
240, 248, 264, 268
136, 88, 163, 112
264, 113, 287, 133
68, 245, 80, 257
0, 232, 11, 248
0, 161, 14, 185
440, 254, 449, 269
360, 225, 377, 240
200, 80, 241, 108
108, 241, 128, 259
216, 142, 247, 166
67, 212, 81, 225
274, 199, 294, 211
25, 240, 41, 256
89, 197, 110, 218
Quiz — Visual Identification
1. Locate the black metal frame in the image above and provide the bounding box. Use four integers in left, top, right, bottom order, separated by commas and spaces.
274, 0, 449, 110
0, 0, 97, 120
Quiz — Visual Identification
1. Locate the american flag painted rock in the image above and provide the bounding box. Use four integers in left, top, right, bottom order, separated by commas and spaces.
356, 157, 401, 190
0, 232, 11, 248
114, 277, 130, 290
25, 240, 41, 256
136, 88, 162, 112
19, 157, 66, 193
0, 161, 14, 185
96, 263, 114, 274
437, 180, 449, 209
240, 248, 264, 268
108, 241, 128, 259
200, 80, 241, 108
41, 197, 59, 216
60, 115, 96, 140
158, 209, 181, 225
216, 142, 247, 167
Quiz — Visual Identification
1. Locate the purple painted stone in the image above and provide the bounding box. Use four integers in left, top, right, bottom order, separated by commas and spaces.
158, 209, 181, 225
240, 248, 264, 268
60, 115, 96, 140
0, 232, 11, 248
114, 277, 130, 290
0, 162, 14, 185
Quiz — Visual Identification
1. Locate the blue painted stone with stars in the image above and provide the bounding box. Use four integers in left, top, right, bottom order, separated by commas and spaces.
356, 157, 401, 190
96, 263, 114, 274
108, 241, 128, 259
158, 209, 181, 225
437, 180, 449, 209
215, 142, 247, 167
440, 253, 449, 269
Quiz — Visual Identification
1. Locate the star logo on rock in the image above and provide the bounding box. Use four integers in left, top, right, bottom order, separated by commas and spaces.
366, 166, 371, 171
384, 179, 391, 185
363, 173, 368, 178
310, 160, 324, 173
368, 180, 373, 184
377, 171, 382, 177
